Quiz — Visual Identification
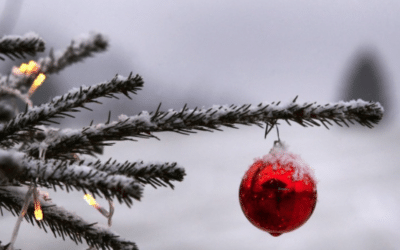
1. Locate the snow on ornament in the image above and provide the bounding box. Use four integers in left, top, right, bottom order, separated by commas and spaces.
239, 140, 317, 236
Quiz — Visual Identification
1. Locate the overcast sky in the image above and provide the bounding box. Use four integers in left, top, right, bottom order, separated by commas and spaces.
0, 1, 399, 249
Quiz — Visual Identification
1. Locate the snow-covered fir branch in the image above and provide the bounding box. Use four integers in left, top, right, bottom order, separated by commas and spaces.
21, 98, 383, 159
18, 156, 143, 207
25, 121, 155, 160
0, 32, 45, 61
89, 159, 185, 189
37, 32, 108, 75
4, 32, 108, 92
0, 73, 143, 147
139, 98, 383, 131
0, 147, 185, 206
0, 186, 138, 250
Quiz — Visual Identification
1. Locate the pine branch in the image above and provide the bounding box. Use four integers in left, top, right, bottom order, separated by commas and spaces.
10, 154, 144, 208
91, 159, 185, 189
25, 120, 155, 160
0, 32, 45, 61
37, 32, 108, 74
144, 98, 383, 130
2, 32, 108, 92
23, 98, 383, 159
2, 146, 184, 205
0, 73, 144, 147
0, 186, 138, 250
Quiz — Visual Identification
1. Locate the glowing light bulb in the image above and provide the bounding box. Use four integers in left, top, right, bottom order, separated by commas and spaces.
12, 60, 47, 97
13, 60, 40, 75
84, 194, 99, 209
28, 73, 46, 96
34, 199, 43, 220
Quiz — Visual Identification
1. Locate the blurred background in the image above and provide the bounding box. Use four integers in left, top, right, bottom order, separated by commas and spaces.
0, 1, 398, 249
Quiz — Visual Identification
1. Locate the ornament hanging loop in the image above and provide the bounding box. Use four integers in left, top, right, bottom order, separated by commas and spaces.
265, 120, 285, 153
264, 120, 281, 142
276, 123, 280, 142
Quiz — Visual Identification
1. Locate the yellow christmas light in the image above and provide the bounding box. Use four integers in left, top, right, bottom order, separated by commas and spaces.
33, 187, 43, 221
84, 194, 100, 209
12, 60, 40, 75
12, 60, 46, 97
34, 200, 43, 221
84, 194, 113, 223
28, 73, 46, 97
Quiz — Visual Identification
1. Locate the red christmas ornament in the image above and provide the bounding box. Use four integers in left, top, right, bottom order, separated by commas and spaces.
239, 141, 317, 237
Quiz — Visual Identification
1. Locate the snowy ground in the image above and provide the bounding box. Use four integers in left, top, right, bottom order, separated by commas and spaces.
1, 120, 398, 250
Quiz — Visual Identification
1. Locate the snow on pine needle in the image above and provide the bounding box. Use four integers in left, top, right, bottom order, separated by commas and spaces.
0, 32, 45, 61
0, 73, 144, 147
37, 32, 108, 75
0, 186, 138, 250
19, 97, 384, 162
0, 31, 108, 95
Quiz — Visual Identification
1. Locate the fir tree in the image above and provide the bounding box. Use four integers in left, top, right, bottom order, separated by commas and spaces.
0, 32, 384, 250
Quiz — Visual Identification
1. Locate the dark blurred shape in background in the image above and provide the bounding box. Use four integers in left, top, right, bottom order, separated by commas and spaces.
338, 47, 393, 126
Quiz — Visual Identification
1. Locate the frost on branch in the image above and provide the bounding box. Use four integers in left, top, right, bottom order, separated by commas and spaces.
0, 186, 138, 250
0, 147, 185, 207
0, 32, 45, 61
92, 160, 185, 189
37, 32, 108, 74
18, 156, 143, 207
20, 98, 383, 159
0, 73, 143, 147
2, 31, 108, 92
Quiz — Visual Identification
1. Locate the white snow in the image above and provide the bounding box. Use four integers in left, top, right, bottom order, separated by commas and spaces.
0, 32, 42, 44
115, 74, 127, 82
254, 140, 318, 189
0, 148, 26, 163
72, 32, 108, 49
118, 114, 129, 121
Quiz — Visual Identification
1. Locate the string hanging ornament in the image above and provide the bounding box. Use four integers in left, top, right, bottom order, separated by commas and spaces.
239, 123, 318, 236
